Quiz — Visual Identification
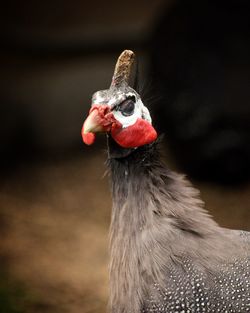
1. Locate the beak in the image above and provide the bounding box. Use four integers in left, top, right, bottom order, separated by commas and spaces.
81, 105, 113, 145
83, 109, 105, 134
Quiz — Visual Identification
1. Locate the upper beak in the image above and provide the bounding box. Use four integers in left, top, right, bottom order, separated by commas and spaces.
83, 109, 105, 134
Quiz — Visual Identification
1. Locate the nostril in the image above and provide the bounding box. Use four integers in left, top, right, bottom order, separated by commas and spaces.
100, 105, 110, 115
98, 106, 110, 119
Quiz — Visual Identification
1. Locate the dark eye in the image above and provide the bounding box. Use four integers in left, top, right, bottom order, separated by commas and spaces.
118, 97, 135, 116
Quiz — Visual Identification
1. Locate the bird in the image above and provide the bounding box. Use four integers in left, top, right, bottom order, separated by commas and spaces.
81, 50, 250, 313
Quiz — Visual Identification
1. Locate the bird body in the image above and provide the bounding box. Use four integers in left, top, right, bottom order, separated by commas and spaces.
82, 50, 250, 313
108, 141, 249, 313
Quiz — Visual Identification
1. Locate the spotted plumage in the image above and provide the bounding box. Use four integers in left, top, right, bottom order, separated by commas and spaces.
144, 258, 250, 312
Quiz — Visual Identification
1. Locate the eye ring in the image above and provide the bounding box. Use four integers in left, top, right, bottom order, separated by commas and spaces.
118, 97, 135, 117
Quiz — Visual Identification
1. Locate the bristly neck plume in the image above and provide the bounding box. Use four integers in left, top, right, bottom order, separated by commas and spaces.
107, 137, 227, 313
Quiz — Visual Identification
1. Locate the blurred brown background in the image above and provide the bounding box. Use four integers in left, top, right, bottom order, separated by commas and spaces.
0, 1, 249, 312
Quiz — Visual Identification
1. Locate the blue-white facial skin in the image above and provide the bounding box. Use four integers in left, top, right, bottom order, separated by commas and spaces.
91, 86, 152, 129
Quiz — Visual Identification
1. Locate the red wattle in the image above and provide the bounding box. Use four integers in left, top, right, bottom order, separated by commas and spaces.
111, 118, 157, 148
81, 126, 96, 145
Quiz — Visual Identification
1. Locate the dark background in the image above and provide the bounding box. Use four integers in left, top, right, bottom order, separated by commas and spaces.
0, 1, 249, 312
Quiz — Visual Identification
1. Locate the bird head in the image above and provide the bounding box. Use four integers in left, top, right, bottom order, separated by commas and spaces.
81, 50, 157, 149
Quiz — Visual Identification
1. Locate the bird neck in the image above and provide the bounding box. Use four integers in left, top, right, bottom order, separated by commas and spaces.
108, 139, 216, 238
109, 141, 158, 229
108, 143, 156, 313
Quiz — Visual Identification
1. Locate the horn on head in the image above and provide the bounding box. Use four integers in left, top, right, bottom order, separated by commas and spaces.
111, 50, 135, 87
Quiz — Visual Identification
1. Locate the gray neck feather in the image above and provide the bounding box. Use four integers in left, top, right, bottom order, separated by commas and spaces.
107, 142, 241, 313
